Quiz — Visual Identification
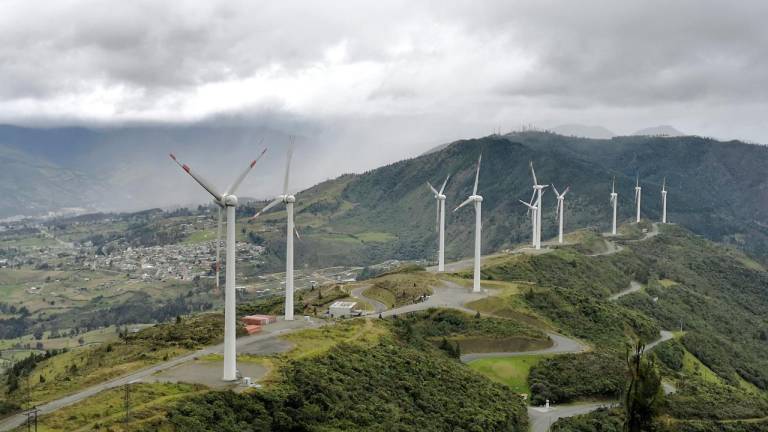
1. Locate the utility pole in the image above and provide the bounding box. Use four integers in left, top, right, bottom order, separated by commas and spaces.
123, 382, 131, 425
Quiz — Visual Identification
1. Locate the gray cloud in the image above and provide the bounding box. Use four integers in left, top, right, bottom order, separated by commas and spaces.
0, 0, 767, 151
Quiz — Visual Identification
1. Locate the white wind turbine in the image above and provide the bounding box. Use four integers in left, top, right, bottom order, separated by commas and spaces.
427, 175, 451, 272
252, 141, 300, 321
519, 198, 538, 247
170, 148, 266, 382
610, 177, 618, 235
529, 162, 548, 249
552, 185, 570, 244
634, 175, 642, 223
454, 154, 483, 293
661, 178, 668, 224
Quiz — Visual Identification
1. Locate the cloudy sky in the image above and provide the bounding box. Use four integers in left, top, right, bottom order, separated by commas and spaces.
1, 0, 767, 174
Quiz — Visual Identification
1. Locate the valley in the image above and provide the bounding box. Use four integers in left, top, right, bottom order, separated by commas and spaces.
1, 213, 766, 431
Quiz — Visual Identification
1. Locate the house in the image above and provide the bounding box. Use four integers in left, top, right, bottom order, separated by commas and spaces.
329, 301, 357, 318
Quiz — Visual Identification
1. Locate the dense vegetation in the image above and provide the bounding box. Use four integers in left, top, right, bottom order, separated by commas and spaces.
477, 250, 658, 346
169, 340, 528, 431
619, 226, 768, 390
528, 352, 625, 405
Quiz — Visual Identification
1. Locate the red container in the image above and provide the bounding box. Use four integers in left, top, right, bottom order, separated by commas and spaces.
244, 324, 262, 335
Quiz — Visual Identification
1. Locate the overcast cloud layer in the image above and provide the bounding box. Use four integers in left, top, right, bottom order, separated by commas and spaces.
1, 0, 767, 168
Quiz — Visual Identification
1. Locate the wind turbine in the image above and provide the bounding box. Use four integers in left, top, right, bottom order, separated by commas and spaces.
454, 154, 483, 293
661, 178, 668, 224
252, 140, 300, 321
610, 177, 618, 235
530, 162, 548, 249
170, 148, 266, 382
519, 198, 538, 247
552, 185, 570, 244
634, 175, 642, 223
427, 175, 451, 272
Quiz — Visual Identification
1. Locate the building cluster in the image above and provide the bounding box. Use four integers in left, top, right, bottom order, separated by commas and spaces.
83, 241, 265, 281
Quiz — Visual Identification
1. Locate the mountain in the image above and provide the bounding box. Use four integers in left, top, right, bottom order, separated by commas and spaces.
0, 124, 298, 218
632, 125, 685, 137
550, 124, 616, 139
0, 143, 103, 218
252, 131, 768, 269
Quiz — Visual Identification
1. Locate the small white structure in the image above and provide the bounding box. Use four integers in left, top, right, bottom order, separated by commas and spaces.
329, 301, 357, 318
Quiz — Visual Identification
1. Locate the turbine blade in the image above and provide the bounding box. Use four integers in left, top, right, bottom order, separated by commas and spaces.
224, 146, 266, 196
454, 196, 473, 212
612, 177, 615, 194
439, 174, 450, 195
295, 228, 301, 240
169, 153, 223, 201
518, 199, 535, 210
427, 181, 439, 196
662, 177, 666, 191
253, 197, 283, 218
283, 138, 295, 196
529, 189, 536, 205
562, 186, 570, 196
551, 184, 560, 197
473, 154, 482, 195
529, 161, 538, 186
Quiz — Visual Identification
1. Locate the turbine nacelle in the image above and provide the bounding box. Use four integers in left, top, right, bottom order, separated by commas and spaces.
222, 195, 238, 206
470, 195, 483, 202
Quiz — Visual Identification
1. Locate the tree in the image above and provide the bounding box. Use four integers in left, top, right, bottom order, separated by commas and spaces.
624, 342, 662, 432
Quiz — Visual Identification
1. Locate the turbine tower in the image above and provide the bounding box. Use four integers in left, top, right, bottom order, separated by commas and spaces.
170, 148, 266, 381
552, 185, 570, 244
610, 177, 618, 235
519, 198, 539, 247
661, 178, 668, 224
634, 175, 642, 223
529, 162, 548, 249
253, 141, 300, 321
427, 175, 451, 272
454, 154, 483, 293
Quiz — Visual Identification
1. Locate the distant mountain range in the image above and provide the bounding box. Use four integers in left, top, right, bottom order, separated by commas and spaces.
550, 124, 616, 139
550, 124, 685, 139
259, 131, 768, 269
0, 124, 298, 218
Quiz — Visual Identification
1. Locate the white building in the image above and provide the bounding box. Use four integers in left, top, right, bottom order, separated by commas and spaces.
329, 301, 357, 318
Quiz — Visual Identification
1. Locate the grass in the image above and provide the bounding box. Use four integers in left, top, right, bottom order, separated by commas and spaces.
280, 319, 387, 360
183, 229, 216, 243
17, 343, 188, 406
11, 382, 206, 432
354, 231, 398, 243
658, 279, 679, 288
464, 283, 552, 330
468, 355, 550, 396
682, 350, 722, 385
360, 271, 437, 309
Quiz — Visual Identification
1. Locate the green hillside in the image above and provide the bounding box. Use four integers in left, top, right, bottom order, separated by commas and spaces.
247, 132, 768, 271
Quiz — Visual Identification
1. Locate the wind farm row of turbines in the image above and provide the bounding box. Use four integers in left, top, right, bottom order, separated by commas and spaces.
430, 154, 670, 294
170, 144, 670, 382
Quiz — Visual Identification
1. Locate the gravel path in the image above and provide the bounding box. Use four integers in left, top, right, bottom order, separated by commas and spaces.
350, 285, 387, 314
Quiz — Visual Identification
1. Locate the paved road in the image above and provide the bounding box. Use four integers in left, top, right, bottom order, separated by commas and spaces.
461, 332, 589, 362
528, 402, 616, 432
608, 280, 643, 301
0, 319, 320, 432
350, 285, 387, 314
646, 330, 674, 351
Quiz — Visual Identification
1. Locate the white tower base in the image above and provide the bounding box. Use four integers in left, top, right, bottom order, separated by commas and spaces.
438, 198, 445, 272
285, 201, 295, 321
223, 205, 237, 381
473, 200, 482, 293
